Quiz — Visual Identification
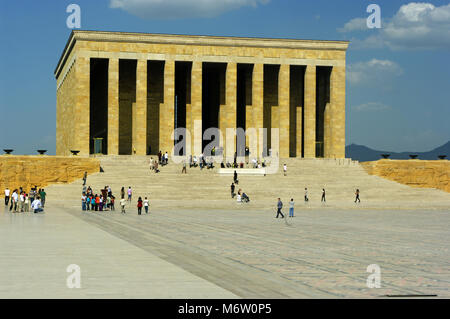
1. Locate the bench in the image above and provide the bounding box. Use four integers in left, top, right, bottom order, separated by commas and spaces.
218, 168, 266, 175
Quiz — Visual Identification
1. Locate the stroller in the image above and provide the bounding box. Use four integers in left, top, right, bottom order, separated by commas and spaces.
241, 192, 250, 203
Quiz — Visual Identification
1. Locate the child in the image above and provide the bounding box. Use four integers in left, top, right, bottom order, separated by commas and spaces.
120, 198, 126, 214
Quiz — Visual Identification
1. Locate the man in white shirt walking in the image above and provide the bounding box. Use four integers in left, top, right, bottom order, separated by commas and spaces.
10, 190, 18, 212
4, 187, 10, 206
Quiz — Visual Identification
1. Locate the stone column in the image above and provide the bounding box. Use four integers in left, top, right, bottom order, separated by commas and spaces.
75, 57, 90, 156
304, 65, 316, 158
220, 62, 237, 155
252, 63, 264, 158
159, 60, 175, 155
133, 59, 147, 155
278, 64, 290, 158
108, 58, 119, 155
245, 68, 253, 147
324, 101, 332, 158
330, 65, 346, 158
189, 61, 202, 155
296, 106, 303, 157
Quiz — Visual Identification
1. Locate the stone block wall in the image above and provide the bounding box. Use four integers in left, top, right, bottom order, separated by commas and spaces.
361, 159, 450, 193
0, 156, 100, 196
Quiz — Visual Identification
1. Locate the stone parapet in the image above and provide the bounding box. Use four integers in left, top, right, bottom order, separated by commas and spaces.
361, 159, 450, 193
0, 156, 100, 196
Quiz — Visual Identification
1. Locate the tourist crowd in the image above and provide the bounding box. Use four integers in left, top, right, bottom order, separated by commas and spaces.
4, 186, 46, 214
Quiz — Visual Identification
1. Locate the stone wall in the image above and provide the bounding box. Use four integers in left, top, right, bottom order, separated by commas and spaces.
361, 159, 450, 193
0, 156, 100, 195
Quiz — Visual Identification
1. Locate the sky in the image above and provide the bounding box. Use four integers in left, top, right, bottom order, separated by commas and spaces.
0, 0, 449, 155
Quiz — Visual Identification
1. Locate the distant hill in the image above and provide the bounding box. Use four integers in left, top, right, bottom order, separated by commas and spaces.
346, 141, 450, 162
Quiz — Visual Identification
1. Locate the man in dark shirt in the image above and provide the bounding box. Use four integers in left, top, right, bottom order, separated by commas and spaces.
276, 198, 284, 218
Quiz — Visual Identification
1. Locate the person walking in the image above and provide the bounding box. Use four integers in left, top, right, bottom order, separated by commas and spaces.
233, 170, 238, 185
9, 189, 18, 212
230, 182, 235, 198
355, 189, 361, 203
181, 161, 187, 174
276, 198, 285, 218
143, 197, 149, 214
81, 193, 87, 211
39, 189, 46, 208
120, 197, 126, 214
289, 198, 295, 217
127, 187, 132, 202
121, 187, 125, 199
321, 188, 326, 203
304, 188, 309, 202
82, 171, 87, 186
137, 197, 143, 215
283, 164, 287, 176
4, 187, 10, 206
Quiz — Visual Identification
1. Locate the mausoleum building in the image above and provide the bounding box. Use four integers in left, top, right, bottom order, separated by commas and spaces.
55, 30, 348, 158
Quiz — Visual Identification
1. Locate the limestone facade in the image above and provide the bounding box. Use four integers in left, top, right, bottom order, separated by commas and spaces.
55, 31, 348, 158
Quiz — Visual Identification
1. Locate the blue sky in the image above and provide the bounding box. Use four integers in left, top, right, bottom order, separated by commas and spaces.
0, 0, 449, 154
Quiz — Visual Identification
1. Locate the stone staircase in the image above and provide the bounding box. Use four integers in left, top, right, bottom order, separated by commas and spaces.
45, 156, 450, 211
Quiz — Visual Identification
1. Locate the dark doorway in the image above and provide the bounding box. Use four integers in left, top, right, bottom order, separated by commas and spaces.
202, 62, 226, 151
118, 59, 137, 155
89, 58, 108, 154
289, 65, 305, 158
263, 64, 280, 153
316, 66, 331, 158
237, 64, 253, 156
147, 60, 164, 155
174, 62, 191, 155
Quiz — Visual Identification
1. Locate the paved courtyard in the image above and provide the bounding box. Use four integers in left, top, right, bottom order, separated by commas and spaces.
1, 202, 449, 298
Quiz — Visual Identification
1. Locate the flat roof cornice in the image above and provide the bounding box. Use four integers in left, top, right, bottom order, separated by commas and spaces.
55, 30, 349, 78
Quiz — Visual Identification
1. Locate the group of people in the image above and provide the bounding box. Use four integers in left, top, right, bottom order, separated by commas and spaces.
148, 151, 170, 173
189, 154, 215, 170
81, 185, 151, 215
119, 187, 150, 215
81, 185, 116, 211
4, 186, 45, 214
275, 188, 362, 218
275, 198, 295, 218
230, 171, 251, 203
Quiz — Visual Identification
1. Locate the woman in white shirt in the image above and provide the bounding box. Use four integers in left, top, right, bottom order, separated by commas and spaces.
143, 197, 149, 214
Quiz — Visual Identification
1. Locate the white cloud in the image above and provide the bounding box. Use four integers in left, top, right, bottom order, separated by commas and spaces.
109, 0, 270, 19
339, 2, 450, 50
337, 18, 368, 33
347, 59, 403, 86
352, 102, 391, 112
